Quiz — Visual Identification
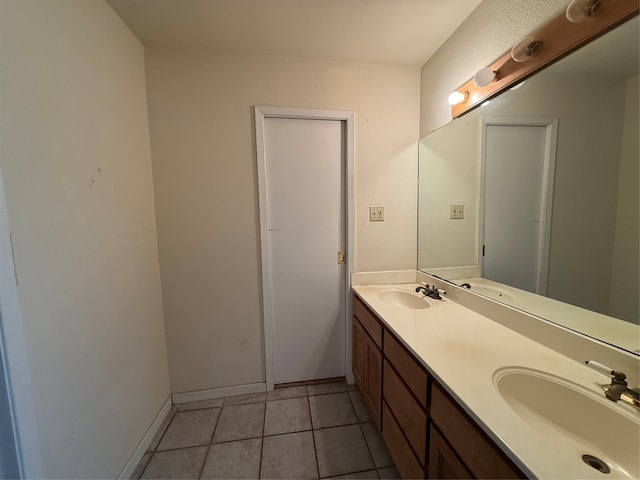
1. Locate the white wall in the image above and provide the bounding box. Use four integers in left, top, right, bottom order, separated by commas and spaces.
609, 74, 639, 323
145, 49, 420, 394
0, 1, 170, 477
419, 0, 567, 136
418, 118, 479, 269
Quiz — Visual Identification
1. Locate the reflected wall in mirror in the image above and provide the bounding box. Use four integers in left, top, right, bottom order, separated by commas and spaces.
418, 15, 639, 354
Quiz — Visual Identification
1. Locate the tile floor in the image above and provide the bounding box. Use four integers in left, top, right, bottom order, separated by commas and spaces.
131, 382, 399, 479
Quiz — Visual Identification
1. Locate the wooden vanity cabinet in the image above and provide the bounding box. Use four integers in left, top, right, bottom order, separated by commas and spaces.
430, 383, 526, 479
352, 295, 382, 428
382, 330, 429, 476
351, 293, 526, 480
428, 425, 474, 479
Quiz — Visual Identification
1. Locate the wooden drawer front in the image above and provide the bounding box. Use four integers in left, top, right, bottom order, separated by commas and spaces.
382, 402, 424, 480
383, 361, 427, 466
431, 383, 525, 479
383, 331, 428, 405
352, 319, 366, 391
364, 336, 382, 429
353, 295, 382, 348
428, 425, 474, 480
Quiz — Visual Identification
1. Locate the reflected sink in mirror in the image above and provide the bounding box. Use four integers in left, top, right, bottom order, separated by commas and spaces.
494, 367, 640, 478
378, 289, 432, 310
457, 279, 515, 303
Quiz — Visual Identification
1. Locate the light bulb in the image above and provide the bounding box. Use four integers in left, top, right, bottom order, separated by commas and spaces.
511, 36, 543, 62
448, 91, 468, 106
473, 68, 496, 88
566, 0, 604, 23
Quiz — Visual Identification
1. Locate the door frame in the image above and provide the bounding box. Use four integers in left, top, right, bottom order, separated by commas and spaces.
0, 166, 42, 477
254, 106, 355, 391
479, 116, 558, 295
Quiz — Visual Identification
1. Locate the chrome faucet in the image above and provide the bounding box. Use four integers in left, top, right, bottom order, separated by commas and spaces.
585, 360, 640, 410
415, 283, 445, 300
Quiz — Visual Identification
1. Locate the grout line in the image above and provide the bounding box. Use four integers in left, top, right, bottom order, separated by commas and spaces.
139, 405, 178, 477
263, 426, 313, 438
345, 388, 364, 423
357, 421, 377, 471
150, 407, 176, 452
196, 408, 222, 479
306, 393, 321, 479
258, 398, 267, 480
322, 466, 381, 479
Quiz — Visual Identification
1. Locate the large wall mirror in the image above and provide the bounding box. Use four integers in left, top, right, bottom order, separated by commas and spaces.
418, 10, 639, 355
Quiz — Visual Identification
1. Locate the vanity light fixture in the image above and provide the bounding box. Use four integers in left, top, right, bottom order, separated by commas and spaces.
447, 90, 469, 106
511, 36, 544, 62
566, 0, 605, 22
473, 68, 496, 87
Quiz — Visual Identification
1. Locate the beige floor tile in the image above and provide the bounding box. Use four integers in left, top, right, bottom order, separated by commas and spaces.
308, 382, 346, 396
309, 392, 357, 429
223, 392, 267, 405
212, 402, 265, 443
264, 397, 311, 436
377, 466, 400, 479
177, 398, 224, 411
141, 446, 207, 479
260, 431, 318, 479
158, 409, 220, 450
267, 385, 308, 401
146, 406, 177, 452
360, 423, 393, 468
200, 438, 262, 479
348, 390, 372, 423
314, 424, 374, 478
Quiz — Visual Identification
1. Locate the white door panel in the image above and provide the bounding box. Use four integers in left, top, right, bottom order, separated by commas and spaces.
264, 117, 345, 384
483, 124, 546, 293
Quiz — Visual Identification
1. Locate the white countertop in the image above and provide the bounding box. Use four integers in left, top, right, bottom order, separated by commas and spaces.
353, 282, 640, 480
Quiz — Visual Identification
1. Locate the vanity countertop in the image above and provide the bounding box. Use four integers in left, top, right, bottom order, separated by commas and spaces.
352, 282, 640, 480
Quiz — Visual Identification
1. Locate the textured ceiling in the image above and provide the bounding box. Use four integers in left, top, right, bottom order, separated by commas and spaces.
107, 0, 483, 66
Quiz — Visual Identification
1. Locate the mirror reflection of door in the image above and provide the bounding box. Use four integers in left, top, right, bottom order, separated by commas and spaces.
481, 117, 557, 294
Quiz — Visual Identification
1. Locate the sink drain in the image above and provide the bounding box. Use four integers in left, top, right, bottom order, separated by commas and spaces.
582, 455, 610, 474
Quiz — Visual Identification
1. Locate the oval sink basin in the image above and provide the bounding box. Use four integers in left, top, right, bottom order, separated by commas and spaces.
494, 367, 640, 478
378, 289, 431, 309
467, 284, 515, 302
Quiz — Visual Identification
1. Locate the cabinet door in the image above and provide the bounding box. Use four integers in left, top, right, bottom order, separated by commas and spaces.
383, 361, 427, 465
353, 319, 366, 390
431, 383, 525, 479
382, 402, 425, 479
428, 426, 473, 479
364, 335, 382, 428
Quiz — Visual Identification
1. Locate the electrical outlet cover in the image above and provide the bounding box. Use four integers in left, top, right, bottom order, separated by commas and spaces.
450, 205, 464, 219
370, 206, 384, 222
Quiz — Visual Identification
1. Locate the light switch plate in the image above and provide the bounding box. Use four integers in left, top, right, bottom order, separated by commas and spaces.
450, 205, 464, 219
370, 206, 384, 222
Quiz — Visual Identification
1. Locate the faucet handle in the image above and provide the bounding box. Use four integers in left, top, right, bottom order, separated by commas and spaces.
585, 361, 627, 384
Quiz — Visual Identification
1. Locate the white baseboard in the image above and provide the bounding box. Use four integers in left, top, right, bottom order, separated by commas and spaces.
172, 382, 267, 404
117, 396, 172, 480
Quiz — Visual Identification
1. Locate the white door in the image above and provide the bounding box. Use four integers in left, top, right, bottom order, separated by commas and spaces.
481, 119, 557, 294
263, 116, 346, 385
